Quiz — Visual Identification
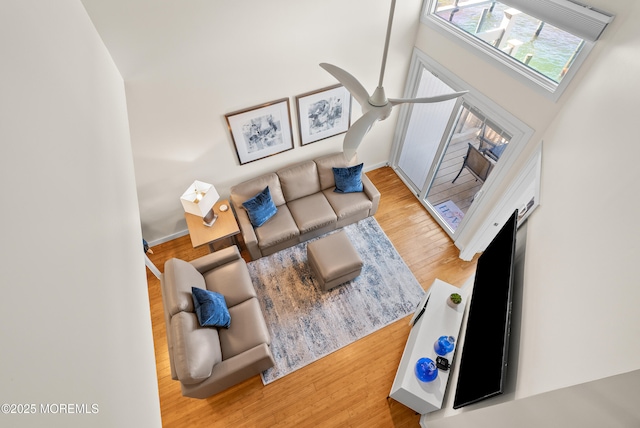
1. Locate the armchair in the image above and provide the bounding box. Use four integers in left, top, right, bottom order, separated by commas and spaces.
160, 246, 274, 398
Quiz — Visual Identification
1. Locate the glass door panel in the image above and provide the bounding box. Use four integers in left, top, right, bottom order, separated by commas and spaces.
397, 69, 459, 191
426, 104, 511, 233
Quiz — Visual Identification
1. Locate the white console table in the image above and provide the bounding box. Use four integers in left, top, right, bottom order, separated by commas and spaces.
389, 279, 467, 414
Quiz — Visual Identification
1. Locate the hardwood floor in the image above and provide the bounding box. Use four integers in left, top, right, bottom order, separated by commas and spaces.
145, 166, 478, 427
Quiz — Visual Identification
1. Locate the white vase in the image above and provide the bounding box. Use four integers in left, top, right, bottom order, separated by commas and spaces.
447, 298, 460, 309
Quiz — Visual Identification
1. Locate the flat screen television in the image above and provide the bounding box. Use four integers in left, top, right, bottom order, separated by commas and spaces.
452, 209, 518, 409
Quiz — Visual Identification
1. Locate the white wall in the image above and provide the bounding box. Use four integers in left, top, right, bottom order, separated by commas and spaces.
0, 1, 161, 426
80, 0, 424, 243
427, 370, 640, 428
421, 0, 640, 424
516, 0, 640, 396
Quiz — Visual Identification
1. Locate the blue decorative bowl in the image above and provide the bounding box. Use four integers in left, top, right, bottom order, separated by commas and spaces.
434, 335, 455, 356
415, 357, 438, 382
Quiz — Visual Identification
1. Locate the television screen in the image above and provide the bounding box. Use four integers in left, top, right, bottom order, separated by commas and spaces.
453, 209, 518, 409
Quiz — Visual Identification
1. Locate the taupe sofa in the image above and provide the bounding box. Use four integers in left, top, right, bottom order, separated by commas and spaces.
230, 152, 381, 260
160, 246, 274, 399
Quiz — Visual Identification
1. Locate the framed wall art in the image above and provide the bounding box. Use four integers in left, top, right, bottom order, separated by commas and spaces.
295, 84, 352, 146
225, 98, 294, 165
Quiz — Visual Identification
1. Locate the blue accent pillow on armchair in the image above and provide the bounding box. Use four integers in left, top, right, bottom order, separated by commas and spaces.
242, 186, 278, 227
191, 287, 231, 328
333, 163, 364, 193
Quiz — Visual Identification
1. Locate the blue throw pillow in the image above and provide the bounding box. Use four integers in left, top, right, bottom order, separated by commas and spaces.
333, 163, 364, 193
242, 186, 278, 227
191, 287, 231, 329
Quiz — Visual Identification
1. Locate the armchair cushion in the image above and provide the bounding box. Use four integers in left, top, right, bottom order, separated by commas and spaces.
202, 258, 256, 307
219, 298, 271, 360
171, 311, 222, 385
190, 246, 242, 274
163, 258, 206, 317
333, 163, 364, 193
192, 287, 231, 329
242, 186, 277, 227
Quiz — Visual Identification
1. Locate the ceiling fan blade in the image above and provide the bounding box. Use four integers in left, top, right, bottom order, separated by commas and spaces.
389, 91, 468, 106
343, 108, 389, 160
320, 63, 371, 107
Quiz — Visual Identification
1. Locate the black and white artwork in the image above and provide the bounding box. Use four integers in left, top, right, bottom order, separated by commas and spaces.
226, 98, 294, 164
296, 85, 351, 145
242, 114, 282, 153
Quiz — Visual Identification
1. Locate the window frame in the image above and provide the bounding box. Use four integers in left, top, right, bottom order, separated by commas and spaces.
420, 0, 605, 101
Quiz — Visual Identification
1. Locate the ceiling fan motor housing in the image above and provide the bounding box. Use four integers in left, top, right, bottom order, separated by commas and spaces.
369, 86, 389, 107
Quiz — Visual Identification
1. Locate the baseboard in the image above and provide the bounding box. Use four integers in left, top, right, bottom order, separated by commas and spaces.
147, 229, 189, 248
364, 160, 389, 172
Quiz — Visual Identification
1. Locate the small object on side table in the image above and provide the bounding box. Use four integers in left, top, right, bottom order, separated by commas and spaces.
202, 211, 218, 227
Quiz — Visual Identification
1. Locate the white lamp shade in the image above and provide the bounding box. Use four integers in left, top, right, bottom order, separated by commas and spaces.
180, 180, 220, 217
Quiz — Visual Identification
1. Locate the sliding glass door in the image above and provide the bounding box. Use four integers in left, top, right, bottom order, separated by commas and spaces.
391, 50, 536, 255
393, 54, 516, 238
426, 104, 511, 233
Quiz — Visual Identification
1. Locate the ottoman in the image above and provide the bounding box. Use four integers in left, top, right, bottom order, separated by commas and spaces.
307, 230, 363, 291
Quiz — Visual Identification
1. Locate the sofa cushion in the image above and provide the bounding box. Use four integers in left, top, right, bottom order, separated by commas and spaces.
192, 287, 231, 329
277, 160, 321, 202
163, 258, 206, 316
322, 188, 373, 220
218, 298, 271, 360
315, 152, 357, 189
171, 311, 222, 385
202, 258, 256, 307
230, 172, 286, 208
287, 193, 337, 234
254, 204, 300, 249
333, 163, 364, 193
242, 186, 277, 227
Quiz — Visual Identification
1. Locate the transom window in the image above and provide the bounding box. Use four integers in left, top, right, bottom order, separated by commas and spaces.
421, 0, 614, 100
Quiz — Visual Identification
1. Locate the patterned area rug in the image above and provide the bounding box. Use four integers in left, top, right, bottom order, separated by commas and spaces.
247, 216, 425, 385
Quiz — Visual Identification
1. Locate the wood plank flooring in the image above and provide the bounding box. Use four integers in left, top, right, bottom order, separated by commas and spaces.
145, 166, 478, 427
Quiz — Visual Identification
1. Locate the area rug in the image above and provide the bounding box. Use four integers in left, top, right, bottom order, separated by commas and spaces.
434, 200, 464, 230
247, 216, 425, 385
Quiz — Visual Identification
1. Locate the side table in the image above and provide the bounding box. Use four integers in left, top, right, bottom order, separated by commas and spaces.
184, 199, 241, 252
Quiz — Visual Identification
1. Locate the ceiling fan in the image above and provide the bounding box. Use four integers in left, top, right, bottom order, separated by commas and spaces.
320, 0, 467, 159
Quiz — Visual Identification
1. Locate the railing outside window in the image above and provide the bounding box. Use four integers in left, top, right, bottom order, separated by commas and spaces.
421, 0, 614, 100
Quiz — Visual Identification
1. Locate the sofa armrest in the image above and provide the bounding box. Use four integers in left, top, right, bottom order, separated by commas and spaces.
362, 173, 381, 215
180, 343, 275, 399
233, 206, 261, 260
190, 246, 241, 274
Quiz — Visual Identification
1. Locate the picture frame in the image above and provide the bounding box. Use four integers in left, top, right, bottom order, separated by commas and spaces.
295, 84, 352, 146
225, 98, 294, 165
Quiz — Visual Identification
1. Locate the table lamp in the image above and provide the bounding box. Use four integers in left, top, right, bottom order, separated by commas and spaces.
180, 180, 220, 227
